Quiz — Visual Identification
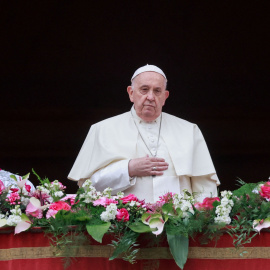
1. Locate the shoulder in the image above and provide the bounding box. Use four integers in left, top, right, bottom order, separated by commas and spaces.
162, 112, 197, 129
92, 112, 130, 129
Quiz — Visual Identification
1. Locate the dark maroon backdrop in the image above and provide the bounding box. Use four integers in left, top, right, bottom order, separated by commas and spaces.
1, 2, 269, 193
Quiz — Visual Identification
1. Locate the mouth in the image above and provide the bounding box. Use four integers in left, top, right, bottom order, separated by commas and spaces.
144, 104, 155, 108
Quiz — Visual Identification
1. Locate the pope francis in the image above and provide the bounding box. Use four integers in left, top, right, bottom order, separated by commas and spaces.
68, 64, 220, 202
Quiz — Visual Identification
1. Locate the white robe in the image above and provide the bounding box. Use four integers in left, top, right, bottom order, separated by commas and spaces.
68, 109, 220, 202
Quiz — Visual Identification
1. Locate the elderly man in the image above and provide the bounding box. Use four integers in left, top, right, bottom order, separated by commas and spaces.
68, 65, 220, 202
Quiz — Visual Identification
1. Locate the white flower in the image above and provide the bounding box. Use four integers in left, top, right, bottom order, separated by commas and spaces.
103, 187, 112, 197
21, 196, 30, 206
54, 191, 64, 198
214, 191, 233, 225
116, 191, 124, 198
100, 203, 117, 222
129, 201, 136, 207
6, 215, 22, 226
36, 186, 50, 194
6, 205, 22, 226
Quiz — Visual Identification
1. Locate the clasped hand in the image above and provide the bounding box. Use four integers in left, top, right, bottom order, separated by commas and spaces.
128, 155, 169, 177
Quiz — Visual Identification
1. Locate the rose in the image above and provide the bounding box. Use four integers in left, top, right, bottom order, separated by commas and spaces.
195, 197, 220, 210
116, 208, 129, 222
120, 194, 139, 204
259, 182, 270, 200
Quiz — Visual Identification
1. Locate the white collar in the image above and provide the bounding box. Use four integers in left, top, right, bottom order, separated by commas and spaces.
131, 106, 161, 124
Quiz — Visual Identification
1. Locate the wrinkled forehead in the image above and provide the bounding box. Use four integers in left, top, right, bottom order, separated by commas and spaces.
132, 72, 167, 88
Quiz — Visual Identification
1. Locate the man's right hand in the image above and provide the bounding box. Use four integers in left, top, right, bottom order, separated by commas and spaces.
128, 156, 169, 177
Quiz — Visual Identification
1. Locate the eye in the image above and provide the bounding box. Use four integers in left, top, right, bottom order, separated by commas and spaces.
139, 88, 149, 95
154, 89, 162, 95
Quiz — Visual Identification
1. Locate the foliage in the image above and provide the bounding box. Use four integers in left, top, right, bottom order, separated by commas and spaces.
1, 169, 270, 269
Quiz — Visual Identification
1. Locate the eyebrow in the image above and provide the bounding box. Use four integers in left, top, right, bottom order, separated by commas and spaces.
139, 85, 161, 90
139, 85, 150, 88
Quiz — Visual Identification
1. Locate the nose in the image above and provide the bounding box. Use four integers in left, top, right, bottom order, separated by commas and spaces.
146, 90, 155, 101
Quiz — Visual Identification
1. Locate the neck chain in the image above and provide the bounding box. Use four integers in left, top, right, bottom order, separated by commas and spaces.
131, 110, 162, 157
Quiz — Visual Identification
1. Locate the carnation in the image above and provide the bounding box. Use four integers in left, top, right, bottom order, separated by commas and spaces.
46, 201, 71, 219
120, 194, 139, 204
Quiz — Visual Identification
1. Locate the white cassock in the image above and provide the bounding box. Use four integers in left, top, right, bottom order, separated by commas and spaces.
68, 107, 220, 203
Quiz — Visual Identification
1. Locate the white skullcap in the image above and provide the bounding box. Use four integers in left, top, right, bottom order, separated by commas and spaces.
131, 64, 167, 81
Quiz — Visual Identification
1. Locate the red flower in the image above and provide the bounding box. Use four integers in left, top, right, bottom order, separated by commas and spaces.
259, 182, 270, 200
49, 201, 71, 211
195, 197, 220, 210
120, 194, 139, 204
116, 208, 129, 222
25, 184, 31, 193
0, 180, 5, 194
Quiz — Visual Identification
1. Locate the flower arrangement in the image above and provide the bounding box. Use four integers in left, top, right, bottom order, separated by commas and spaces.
0, 168, 270, 269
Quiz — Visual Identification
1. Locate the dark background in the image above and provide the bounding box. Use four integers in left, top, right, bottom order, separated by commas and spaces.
1, 2, 269, 193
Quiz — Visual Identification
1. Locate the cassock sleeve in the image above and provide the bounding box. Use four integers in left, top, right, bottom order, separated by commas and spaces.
90, 160, 136, 193
191, 174, 219, 202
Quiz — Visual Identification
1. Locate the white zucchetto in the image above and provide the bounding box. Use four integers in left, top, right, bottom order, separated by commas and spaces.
131, 64, 167, 81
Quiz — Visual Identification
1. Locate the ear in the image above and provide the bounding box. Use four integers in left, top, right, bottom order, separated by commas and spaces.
163, 90, 169, 105
165, 90, 169, 99
127, 86, 134, 102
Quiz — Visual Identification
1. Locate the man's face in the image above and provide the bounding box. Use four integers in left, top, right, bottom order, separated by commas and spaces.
127, 72, 169, 122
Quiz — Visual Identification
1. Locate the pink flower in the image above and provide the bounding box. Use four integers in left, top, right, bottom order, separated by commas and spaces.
0, 180, 5, 194
260, 182, 270, 200
6, 192, 21, 205
61, 194, 77, 205
195, 197, 220, 210
10, 188, 19, 193
49, 201, 71, 211
116, 208, 129, 222
120, 194, 139, 204
46, 201, 71, 219
93, 197, 118, 207
46, 209, 58, 219
26, 201, 43, 219
157, 192, 175, 204
25, 184, 31, 193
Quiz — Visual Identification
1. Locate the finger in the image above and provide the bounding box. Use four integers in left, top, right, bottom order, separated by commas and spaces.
152, 162, 169, 167
151, 171, 164, 176
156, 165, 169, 171
149, 157, 165, 162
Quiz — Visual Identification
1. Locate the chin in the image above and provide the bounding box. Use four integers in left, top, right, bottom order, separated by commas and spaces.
141, 113, 157, 121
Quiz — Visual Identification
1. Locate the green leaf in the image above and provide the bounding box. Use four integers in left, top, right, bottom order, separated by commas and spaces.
167, 233, 189, 269
129, 221, 153, 233
162, 203, 176, 216
86, 222, 111, 243
22, 173, 30, 180
10, 175, 17, 182
109, 231, 139, 260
